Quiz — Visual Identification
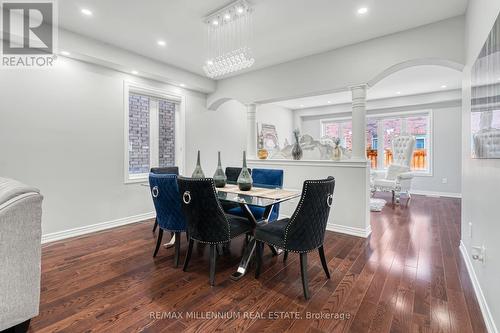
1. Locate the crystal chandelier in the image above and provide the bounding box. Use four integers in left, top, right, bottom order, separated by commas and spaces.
203, 0, 254, 79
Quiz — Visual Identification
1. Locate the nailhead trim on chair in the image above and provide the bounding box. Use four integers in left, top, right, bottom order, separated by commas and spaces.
180, 177, 237, 244
283, 179, 333, 250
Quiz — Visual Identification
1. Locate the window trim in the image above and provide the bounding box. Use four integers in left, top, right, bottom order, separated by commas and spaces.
320, 109, 433, 176
123, 81, 186, 184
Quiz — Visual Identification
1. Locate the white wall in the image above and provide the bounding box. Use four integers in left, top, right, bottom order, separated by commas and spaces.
208, 17, 465, 106
256, 104, 294, 147
184, 99, 247, 177
462, 1, 500, 332
298, 91, 462, 196
0, 57, 209, 236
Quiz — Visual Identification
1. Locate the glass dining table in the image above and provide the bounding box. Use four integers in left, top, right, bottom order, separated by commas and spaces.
216, 184, 301, 281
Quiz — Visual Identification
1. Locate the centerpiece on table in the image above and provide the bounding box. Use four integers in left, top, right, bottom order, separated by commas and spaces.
213, 151, 227, 187
237, 151, 253, 191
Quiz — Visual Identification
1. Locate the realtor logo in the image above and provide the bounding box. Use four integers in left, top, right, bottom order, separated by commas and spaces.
1, 0, 57, 67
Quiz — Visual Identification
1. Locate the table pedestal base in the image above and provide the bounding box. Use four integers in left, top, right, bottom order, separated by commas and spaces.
230, 238, 256, 281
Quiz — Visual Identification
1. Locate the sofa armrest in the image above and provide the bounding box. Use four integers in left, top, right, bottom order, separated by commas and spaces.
0, 178, 43, 331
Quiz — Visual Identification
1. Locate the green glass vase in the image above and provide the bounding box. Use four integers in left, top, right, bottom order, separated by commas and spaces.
213, 151, 227, 187
237, 151, 253, 191
191, 150, 205, 178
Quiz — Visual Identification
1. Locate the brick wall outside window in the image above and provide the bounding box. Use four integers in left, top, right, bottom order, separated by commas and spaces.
128, 93, 150, 174
159, 100, 175, 167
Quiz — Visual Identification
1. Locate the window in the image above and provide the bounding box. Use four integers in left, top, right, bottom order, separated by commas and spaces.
321, 119, 352, 150
124, 82, 184, 183
321, 110, 432, 174
366, 120, 378, 168
383, 118, 402, 167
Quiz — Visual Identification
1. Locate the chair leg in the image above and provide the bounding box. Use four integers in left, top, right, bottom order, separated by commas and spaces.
283, 251, 289, 262
255, 241, 263, 279
152, 218, 158, 233
153, 229, 164, 257
174, 232, 181, 267
318, 246, 330, 279
183, 239, 194, 272
395, 191, 401, 204
300, 252, 310, 300
268, 244, 278, 256
209, 244, 217, 286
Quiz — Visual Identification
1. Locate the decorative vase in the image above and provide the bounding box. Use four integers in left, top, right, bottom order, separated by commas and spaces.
332, 146, 342, 161
213, 151, 227, 187
257, 149, 269, 160
237, 151, 253, 191
291, 129, 303, 160
191, 150, 205, 178
257, 131, 268, 159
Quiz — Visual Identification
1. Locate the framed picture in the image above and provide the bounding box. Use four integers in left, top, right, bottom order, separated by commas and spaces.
471, 12, 500, 158
259, 123, 280, 151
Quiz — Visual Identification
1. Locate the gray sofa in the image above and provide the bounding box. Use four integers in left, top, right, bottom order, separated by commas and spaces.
0, 178, 43, 332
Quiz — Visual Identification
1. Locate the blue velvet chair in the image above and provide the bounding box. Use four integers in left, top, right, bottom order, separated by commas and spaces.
150, 167, 179, 233
149, 173, 186, 267
226, 168, 284, 221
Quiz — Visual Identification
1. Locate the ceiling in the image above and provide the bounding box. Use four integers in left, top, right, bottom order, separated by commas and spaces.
58, 0, 467, 79
271, 65, 463, 109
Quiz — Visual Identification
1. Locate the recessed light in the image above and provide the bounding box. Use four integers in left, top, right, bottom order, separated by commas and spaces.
441, 85, 447, 88
81, 8, 93, 16
396, 91, 401, 95
300, 104, 304, 107
236, 7, 244, 14
357, 7, 368, 15
61, 50, 70, 56
212, 20, 219, 26
131, 70, 139, 75
180, 83, 186, 87
224, 13, 231, 20
327, 101, 332, 104
157, 40, 166, 47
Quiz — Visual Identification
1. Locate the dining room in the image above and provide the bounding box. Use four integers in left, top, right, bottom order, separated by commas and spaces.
1, 1, 499, 332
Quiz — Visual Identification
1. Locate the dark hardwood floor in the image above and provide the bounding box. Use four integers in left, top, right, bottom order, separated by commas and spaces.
30, 194, 487, 332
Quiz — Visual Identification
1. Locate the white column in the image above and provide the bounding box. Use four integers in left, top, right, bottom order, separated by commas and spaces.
246, 103, 257, 159
350, 85, 367, 160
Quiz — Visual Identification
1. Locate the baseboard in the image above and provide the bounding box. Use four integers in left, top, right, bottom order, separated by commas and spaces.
459, 241, 498, 333
410, 189, 462, 198
41, 212, 156, 244
327, 223, 371, 238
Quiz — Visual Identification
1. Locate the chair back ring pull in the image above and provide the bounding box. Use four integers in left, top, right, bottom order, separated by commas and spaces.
327, 193, 333, 207
152, 186, 159, 198
183, 191, 192, 204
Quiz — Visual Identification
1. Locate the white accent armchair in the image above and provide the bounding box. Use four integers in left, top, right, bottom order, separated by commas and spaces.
371, 135, 415, 204
473, 128, 500, 158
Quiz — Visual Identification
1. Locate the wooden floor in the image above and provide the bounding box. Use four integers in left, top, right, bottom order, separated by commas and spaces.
30, 194, 487, 333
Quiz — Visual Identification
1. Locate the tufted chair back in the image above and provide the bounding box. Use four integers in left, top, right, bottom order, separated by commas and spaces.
177, 177, 230, 244
252, 168, 284, 220
150, 166, 179, 175
391, 135, 416, 168
149, 174, 186, 232
252, 169, 283, 189
473, 129, 500, 158
283, 177, 335, 252
225, 167, 251, 184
